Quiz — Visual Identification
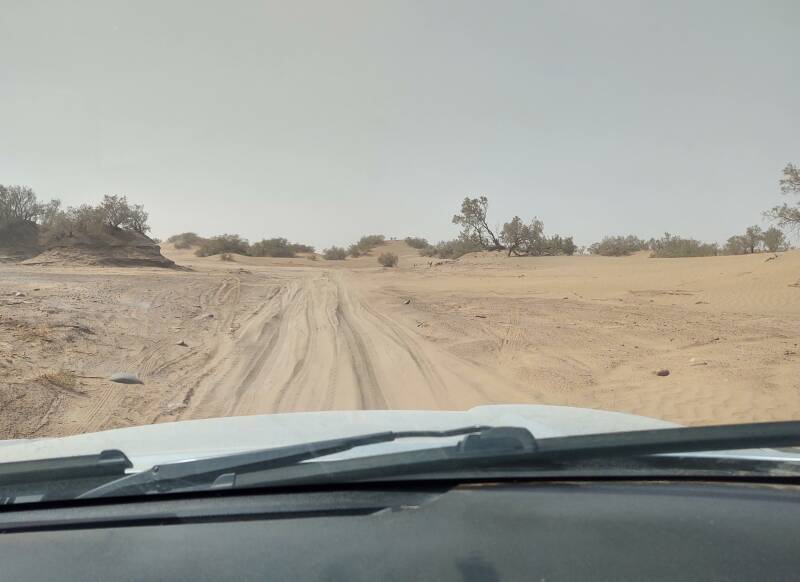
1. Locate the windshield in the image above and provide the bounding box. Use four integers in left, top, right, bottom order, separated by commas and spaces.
1, 1, 799, 501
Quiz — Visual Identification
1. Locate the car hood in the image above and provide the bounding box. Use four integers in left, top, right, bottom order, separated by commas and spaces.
0, 405, 796, 470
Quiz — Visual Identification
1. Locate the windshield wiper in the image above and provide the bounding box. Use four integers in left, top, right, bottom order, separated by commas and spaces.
78, 426, 491, 499
0, 450, 131, 486
222, 420, 800, 490
79, 421, 800, 499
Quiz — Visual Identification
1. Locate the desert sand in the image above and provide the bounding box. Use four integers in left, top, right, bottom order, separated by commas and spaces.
1, 240, 798, 439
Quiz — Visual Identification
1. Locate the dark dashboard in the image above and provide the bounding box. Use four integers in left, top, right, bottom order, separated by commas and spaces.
1, 480, 798, 581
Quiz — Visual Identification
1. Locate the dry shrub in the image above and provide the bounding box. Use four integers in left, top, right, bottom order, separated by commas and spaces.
38, 369, 78, 390
378, 252, 399, 267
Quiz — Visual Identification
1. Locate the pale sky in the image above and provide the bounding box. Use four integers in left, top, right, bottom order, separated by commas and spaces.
1, 0, 798, 249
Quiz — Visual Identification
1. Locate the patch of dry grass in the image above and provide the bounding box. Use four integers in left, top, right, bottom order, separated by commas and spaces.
38, 369, 79, 390
12, 321, 56, 344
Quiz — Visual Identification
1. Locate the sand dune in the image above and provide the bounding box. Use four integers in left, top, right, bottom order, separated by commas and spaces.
1, 240, 798, 438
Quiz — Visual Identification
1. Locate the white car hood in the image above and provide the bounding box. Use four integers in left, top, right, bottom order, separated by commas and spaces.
0, 405, 795, 470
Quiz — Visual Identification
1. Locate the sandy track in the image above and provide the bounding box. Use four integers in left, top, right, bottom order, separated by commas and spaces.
183, 269, 535, 419
1, 242, 799, 438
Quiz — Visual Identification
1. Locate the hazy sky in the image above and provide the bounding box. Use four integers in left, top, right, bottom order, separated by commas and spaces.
2, 1, 798, 248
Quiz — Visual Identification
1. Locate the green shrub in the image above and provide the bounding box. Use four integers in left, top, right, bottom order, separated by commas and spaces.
404, 237, 429, 249
195, 234, 250, 257
323, 246, 347, 260
347, 234, 386, 256
378, 252, 399, 267
649, 233, 718, 258
422, 237, 483, 259
589, 235, 648, 256
250, 237, 295, 257
167, 232, 205, 249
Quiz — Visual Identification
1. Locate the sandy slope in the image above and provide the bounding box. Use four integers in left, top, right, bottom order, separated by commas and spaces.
1, 240, 798, 438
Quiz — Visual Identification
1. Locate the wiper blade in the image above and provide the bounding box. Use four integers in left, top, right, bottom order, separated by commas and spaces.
0, 450, 131, 486
78, 425, 491, 499
80, 421, 800, 499
230, 421, 800, 490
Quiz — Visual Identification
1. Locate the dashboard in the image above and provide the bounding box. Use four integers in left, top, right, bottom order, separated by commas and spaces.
0, 480, 798, 581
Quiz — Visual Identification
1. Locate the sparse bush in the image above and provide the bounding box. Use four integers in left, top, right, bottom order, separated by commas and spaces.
378, 252, 399, 267
590, 235, 648, 256
167, 232, 205, 249
323, 246, 347, 260
195, 234, 250, 257
250, 237, 294, 258
289, 243, 315, 254
422, 237, 483, 259
545, 234, 577, 256
650, 233, 718, 258
249, 238, 315, 257
404, 237, 429, 249
349, 234, 385, 256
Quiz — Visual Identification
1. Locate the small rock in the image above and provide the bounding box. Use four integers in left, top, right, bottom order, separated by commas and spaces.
655, 369, 670, 377
110, 373, 143, 384
176, 340, 188, 347
14, 292, 25, 297
403, 299, 412, 305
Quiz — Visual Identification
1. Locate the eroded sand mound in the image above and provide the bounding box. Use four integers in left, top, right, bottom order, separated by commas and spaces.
23, 228, 175, 268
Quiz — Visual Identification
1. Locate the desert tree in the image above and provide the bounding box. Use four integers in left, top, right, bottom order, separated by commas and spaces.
743, 225, 763, 254
452, 196, 502, 250
500, 216, 526, 256
0, 185, 42, 225
762, 226, 787, 252
724, 235, 748, 255
126, 203, 150, 233
766, 163, 800, 230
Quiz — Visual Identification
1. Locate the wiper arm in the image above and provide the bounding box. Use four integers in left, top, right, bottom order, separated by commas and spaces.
0, 450, 131, 486
78, 425, 490, 499
229, 420, 800, 490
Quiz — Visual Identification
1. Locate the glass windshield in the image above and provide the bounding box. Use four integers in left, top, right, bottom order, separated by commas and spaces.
1, 1, 799, 499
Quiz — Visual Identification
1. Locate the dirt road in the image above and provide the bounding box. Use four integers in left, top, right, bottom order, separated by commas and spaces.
183, 268, 536, 420
1, 241, 799, 438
